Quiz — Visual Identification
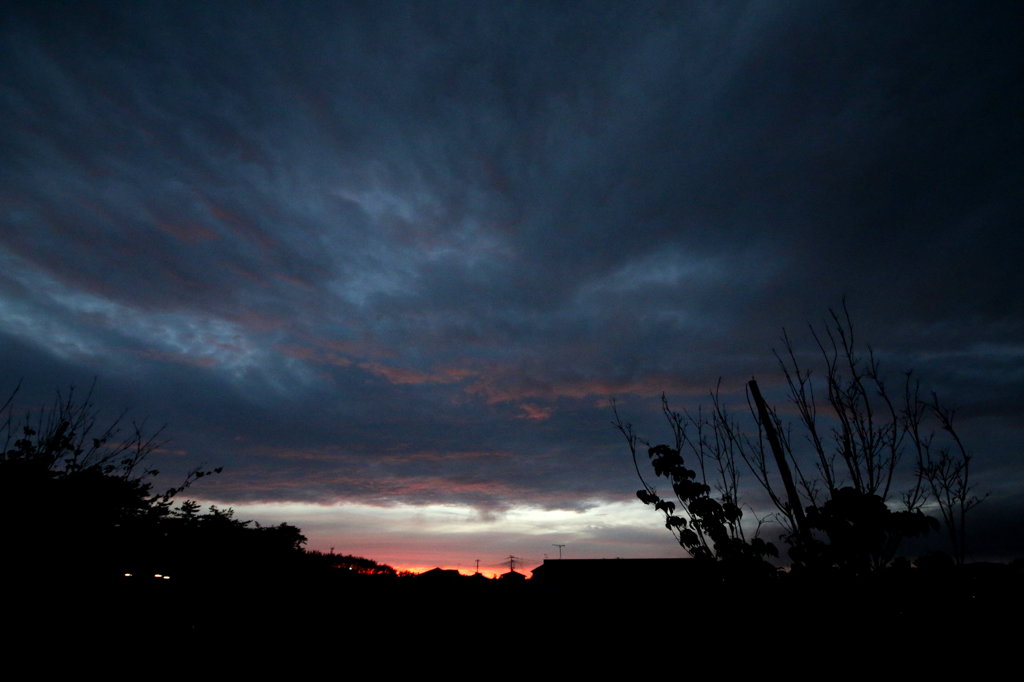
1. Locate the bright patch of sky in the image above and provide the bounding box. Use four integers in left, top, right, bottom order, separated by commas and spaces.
203, 498, 665, 547
333, 182, 425, 226
0, 250, 263, 373
582, 249, 724, 297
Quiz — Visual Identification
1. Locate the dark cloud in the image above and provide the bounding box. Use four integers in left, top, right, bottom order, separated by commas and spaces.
2, 2, 1021, 562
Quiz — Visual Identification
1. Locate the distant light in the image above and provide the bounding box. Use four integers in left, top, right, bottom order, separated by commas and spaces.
123, 573, 133, 577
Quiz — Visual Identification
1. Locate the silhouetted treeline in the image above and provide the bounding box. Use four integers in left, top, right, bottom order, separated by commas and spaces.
303, 549, 397, 576
0, 384, 391, 589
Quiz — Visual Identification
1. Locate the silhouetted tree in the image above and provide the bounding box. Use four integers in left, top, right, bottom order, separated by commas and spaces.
613, 395, 778, 576
0, 382, 224, 582
1, 383, 203, 580
617, 303, 980, 574
913, 398, 987, 566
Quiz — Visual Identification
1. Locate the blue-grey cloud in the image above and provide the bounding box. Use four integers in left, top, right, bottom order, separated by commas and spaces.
2, 1, 1021, 560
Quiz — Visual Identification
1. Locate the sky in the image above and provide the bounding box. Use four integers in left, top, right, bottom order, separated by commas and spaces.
2, 1, 1022, 574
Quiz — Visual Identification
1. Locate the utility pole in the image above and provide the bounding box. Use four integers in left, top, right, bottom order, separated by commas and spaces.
552, 544, 566, 559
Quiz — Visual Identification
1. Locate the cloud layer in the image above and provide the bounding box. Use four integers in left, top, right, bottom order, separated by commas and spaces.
3, 2, 1021, 566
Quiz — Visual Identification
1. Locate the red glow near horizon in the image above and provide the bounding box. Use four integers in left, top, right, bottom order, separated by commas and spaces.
393, 563, 504, 578
308, 544, 528, 578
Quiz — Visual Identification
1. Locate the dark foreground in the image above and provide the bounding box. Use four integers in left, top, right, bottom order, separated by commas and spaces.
9, 562, 1020, 672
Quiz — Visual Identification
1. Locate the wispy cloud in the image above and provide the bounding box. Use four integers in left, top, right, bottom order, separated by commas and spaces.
2, 1, 1021, 562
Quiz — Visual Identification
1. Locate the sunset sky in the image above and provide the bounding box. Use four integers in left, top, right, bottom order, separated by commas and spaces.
2, 2, 1021, 574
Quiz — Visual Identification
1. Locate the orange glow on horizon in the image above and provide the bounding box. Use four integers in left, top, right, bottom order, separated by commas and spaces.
389, 563, 507, 578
